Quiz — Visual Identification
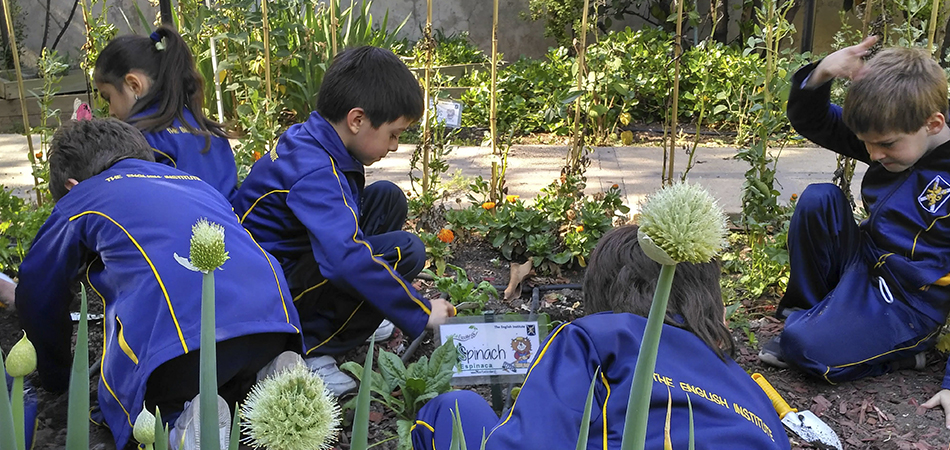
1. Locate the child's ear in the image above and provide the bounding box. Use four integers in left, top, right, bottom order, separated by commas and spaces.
64, 178, 79, 192
123, 71, 150, 98
926, 112, 946, 135
345, 108, 365, 135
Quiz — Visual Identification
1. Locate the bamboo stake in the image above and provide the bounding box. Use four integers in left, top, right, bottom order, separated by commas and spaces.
261, 0, 274, 156
929, 0, 941, 55
666, 0, 685, 186
490, 0, 498, 157
330, 0, 337, 56
568, 0, 591, 174
2, 0, 39, 206
862, 0, 873, 36
421, 0, 433, 193
205, 0, 225, 123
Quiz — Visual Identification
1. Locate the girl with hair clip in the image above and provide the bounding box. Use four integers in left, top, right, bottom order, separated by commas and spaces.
412, 225, 791, 450
93, 26, 238, 200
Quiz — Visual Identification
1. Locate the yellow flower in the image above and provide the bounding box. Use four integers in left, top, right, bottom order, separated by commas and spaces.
575, 225, 584, 233
437, 228, 454, 243
482, 202, 496, 210
506, 195, 520, 203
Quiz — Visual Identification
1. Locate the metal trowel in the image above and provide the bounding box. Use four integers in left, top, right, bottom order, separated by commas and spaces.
752, 373, 842, 450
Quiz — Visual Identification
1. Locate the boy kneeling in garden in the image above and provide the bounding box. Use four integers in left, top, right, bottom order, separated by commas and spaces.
16, 119, 303, 449
412, 225, 791, 449
232, 46, 455, 396
758, 36, 950, 426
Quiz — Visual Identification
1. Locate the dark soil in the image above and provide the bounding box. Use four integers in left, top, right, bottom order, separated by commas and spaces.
3, 234, 949, 449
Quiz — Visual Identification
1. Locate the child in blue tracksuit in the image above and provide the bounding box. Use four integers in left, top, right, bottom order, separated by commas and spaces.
413, 225, 791, 450
757, 36, 950, 427
232, 46, 456, 395
16, 119, 302, 448
94, 26, 238, 200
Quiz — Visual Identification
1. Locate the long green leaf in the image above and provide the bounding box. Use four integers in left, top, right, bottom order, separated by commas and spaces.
199, 272, 220, 450
621, 264, 676, 450
687, 393, 695, 450
65, 286, 90, 449
575, 367, 600, 450
351, 334, 376, 450
228, 404, 240, 450
155, 407, 168, 450
0, 348, 17, 449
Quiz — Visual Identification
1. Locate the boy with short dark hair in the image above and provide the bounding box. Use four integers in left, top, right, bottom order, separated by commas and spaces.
758, 36, 950, 426
16, 118, 303, 448
412, 225, 790, 450
232, 46, 455, 396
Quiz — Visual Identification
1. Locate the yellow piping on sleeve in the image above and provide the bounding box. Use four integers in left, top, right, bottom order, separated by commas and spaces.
70, 211, 189, 353
244, 229, 298, 332
293, 280, 328, 302
85, 262, 134, 427
115, 316, 139, 364
240, 189, 290, 223
488, 322, 571, 441
328, 158, 430, 314
910, 212, 950, 259
600, 371, 610, 450
152, 148, 177, 168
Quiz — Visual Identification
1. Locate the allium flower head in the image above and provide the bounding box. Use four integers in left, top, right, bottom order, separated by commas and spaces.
6, 331, 36, 377
637, 182, 726, 264
189, 219, 229, 273
133, 406, 156, 445
241, 363, 341, 450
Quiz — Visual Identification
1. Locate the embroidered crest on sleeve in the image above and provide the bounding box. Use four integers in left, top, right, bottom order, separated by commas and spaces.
918, 175, 950, 214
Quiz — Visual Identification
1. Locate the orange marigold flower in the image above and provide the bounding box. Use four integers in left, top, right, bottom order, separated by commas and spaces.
506, 194, 520, 202
790, 193, 798, 201
482, 201, 496, 210
437, 228, 454, 243
253, 151, 263, 161
611, 184, 619, 189
34, 152, 42, 159
575, 225, 584, 233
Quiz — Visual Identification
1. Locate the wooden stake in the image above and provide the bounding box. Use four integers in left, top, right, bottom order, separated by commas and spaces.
2, 0, 39, 206
666, 0, 685, 185
421, 0, 433, 193
929, 0, 941, 55
568, 0, 591, 174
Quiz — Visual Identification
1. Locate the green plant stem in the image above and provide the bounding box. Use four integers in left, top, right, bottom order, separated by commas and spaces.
0, 348, 15, 450
12, 376, 24, 450
66, 287, 90, 449
200, 272, 220, 450
367, 434, 399, 448
620, 263, 676, 450
351, 334, 375, 450
155, 407, 168, 450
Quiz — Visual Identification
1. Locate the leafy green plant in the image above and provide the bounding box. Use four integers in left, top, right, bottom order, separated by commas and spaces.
341, 338, 459, 450
423, 265, 498, 315
419, 229, 454, 276
0, 186, 53, 274
28, 47, 67, 206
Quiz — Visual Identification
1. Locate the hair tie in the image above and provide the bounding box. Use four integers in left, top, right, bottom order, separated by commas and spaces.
149, 31, 166, 51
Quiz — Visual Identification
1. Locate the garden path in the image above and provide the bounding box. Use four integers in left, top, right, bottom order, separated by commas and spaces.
0, 134, 866, 215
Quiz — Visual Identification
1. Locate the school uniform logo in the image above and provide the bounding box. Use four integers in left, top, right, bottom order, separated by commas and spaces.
918, 175, 950, 214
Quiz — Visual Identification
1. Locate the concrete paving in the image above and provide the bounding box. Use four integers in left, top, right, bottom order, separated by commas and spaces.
0, 134, 866, 216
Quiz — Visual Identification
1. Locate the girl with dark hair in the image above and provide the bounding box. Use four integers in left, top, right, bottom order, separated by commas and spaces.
411, 225, 791, 450
93, 26, 238, 199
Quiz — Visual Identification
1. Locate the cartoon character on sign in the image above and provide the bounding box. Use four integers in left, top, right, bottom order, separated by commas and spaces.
511, 337, 532, 369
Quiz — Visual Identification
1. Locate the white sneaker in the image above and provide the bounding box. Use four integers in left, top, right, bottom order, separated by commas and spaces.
256, 350, 306, 382
305, 355, 358, 397
366, 319, 395, 343
169, 394, 231, 450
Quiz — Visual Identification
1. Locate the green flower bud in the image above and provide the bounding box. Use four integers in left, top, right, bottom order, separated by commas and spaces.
189, 219, 229, 273
6, 331, 36, 377
638, 182, 726, 264
241, 363, 341, 450
133, 405, 156, 445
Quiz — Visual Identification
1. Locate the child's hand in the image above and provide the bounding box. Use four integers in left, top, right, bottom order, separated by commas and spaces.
0, 278, 14, 310
807, 35, 878, 88
922, 389, 950, 428
426, 298, 457, 330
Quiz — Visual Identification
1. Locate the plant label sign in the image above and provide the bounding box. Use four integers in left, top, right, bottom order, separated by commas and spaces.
438, 316, 544, 384
434, 99, 463, 129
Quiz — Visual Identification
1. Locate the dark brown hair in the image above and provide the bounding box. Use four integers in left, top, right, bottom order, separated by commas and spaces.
49, 119, 155, 201
94, 26, 229, 143
316, 46, 424, 127
583, 225, 734, 359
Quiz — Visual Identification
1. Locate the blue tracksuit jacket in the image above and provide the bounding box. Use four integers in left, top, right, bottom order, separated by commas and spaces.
414, 313, 790, 450
133, 104, 238, 200
232, 111, 431, 341
15, 159, 301, 448
787, 63, 950, 384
